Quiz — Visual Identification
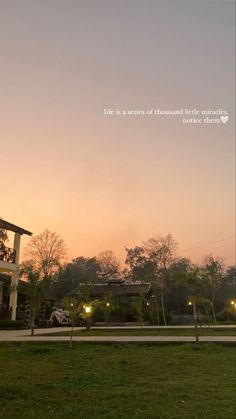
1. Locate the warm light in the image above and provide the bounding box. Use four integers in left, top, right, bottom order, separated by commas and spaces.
146, 302, 150, 306
188, 301, 192, 306
70, 303, 74, 307
85, 306, 91, 314
231, 300, 235, 305
106, 302, 110, 307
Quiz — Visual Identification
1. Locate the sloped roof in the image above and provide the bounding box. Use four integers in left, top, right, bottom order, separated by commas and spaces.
0, 219, 32, 236
79, 282, 151, 297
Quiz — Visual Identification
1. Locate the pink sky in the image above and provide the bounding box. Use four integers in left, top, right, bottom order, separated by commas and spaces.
1, 1, 235, 266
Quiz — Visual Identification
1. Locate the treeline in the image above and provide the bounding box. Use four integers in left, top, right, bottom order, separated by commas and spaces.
53, 235, 235, 324
19, 230, 236, 326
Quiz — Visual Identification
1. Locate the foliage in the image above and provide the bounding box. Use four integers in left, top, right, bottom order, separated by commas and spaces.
19, 261, 50, 335
97, 250, 121, 281
18, 229, 235, 325
54, 256, 101, 299
143, 234, 177, 325
125, 246, 156, 282
201, 254, 225, 323
0, 218, 9, 242
97, 292, 114, 324
0, 320, 24, 329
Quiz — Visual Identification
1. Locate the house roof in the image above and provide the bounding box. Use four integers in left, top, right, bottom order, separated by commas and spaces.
78, 282, 152, 297
0, 219, 32, 236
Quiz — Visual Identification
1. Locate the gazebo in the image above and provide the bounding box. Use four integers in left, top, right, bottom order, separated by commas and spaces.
78, 277, 152, 322
0, 219, 32, 320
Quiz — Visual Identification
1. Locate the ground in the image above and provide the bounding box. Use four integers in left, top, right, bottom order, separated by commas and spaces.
41, 327, 236, 337
0, 342, 235, 418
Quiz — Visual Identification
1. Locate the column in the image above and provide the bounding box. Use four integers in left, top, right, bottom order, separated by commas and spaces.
9, 233, 21, 320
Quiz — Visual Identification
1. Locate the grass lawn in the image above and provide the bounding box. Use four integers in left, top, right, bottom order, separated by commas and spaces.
0, 343, 235, 418
41, 327, 236, 337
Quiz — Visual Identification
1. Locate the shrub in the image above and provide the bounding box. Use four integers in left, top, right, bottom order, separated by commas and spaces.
0, 320, 25, 330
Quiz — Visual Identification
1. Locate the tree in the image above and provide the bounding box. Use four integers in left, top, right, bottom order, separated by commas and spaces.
183, 266, 204, 343
220, 265, 236, 307
170, 257, 193, 315
125, 246, 155, 282
54, 256, 101, 299
24, 229, 66, 278
97, 250, 120, 281
125, 245, 160, 324
20, 261, 49, 335
99, 292, 113, 327
202, 254, 225, 324
144, 234, 177, 325
0, 218, 9, 243
61, 297, 79, 348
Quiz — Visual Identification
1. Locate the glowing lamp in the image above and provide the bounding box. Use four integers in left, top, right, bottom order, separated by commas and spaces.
85, 306, 91, 314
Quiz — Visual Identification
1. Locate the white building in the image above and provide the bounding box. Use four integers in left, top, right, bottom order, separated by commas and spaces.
0, 219, 32, 320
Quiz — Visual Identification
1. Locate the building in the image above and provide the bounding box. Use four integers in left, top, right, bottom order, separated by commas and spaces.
0, 219, 32, 320
78, 277, 152, 322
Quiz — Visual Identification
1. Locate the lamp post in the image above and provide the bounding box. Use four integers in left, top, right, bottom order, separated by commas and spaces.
188, 298, 199, 343
231, 300, 236, 309
69, 302, 75, 349
83, 304, 92, 330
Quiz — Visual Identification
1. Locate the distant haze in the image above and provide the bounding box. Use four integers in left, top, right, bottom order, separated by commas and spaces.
0, 1, 235, 265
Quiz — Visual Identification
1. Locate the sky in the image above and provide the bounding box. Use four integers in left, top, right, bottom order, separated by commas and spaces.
0, 0, 235, 266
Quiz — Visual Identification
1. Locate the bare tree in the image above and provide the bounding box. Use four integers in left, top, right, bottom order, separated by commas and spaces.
24, 229, 67, 279
97, 250, 120, 281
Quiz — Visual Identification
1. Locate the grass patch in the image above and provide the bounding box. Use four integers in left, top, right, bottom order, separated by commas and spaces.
41, 327, 236, 337
0, 342, 235, 418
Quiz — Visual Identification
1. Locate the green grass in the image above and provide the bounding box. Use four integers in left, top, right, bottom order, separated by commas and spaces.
0, 343, 235, 418
41, 327, 236, 337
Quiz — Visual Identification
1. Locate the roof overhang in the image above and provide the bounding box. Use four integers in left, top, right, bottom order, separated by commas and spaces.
0, 219, 32, 236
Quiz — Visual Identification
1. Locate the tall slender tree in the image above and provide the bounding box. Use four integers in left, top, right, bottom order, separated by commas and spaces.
202, 254, 224, 324
20, 261, 50, 335
144, 234, 177, 325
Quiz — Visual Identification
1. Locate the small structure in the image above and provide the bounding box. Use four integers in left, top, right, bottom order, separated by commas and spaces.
78, 277, 151, 322
0, 219, 32, 320
87, 279, 151, 299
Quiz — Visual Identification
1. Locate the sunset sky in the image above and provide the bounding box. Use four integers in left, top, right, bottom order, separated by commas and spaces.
0, 1, 235, 265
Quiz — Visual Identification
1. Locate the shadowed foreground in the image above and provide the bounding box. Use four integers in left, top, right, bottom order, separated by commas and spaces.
0, 343, 235, 418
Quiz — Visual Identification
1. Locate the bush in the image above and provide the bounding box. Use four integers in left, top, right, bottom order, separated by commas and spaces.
0, 320, 25, 330
217, 308, 236, 322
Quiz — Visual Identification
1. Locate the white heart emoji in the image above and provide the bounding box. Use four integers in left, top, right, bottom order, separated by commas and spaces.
220, 115, 229, 124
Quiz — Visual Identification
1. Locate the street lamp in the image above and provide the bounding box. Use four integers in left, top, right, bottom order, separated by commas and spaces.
83, 304, 92, 330
230, 300, 236, 309
85, 306, 91, 314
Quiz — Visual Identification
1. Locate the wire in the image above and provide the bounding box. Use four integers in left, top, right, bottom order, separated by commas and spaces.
177, 235, 235, 254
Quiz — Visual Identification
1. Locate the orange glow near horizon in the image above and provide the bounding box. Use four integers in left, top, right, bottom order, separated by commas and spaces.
0, 2, 235, 267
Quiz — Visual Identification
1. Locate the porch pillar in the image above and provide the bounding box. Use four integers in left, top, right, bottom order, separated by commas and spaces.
9, 233, 21, 320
